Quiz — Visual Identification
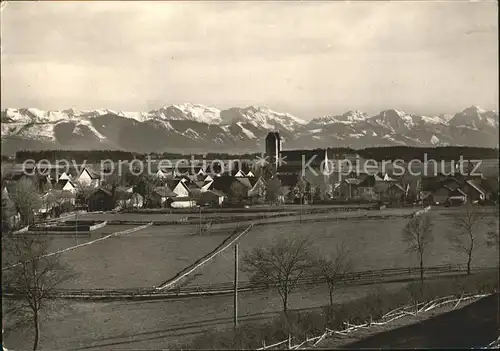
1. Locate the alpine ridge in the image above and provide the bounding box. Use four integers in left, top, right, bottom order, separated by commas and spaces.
1, 104, 498, 154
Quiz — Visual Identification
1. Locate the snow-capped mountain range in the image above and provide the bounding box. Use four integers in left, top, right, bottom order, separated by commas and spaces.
1, 104, 498, 154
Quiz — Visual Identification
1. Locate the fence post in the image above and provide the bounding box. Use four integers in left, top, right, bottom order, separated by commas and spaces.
288, 334, 292, 349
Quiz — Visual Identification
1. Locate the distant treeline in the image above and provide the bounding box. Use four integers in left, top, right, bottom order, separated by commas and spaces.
13, 146, 499, 163
358, 146, 499, 161
14, 149, 262, 162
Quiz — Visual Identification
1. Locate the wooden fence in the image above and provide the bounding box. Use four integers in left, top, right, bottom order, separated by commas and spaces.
4, 264, 494, 300
257, 293, 492, 350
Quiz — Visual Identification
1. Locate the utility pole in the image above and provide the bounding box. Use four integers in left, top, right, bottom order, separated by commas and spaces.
234, 244, 239, 330
199, 205, 202, 235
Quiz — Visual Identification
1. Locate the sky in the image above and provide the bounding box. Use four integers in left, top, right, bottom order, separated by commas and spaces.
1, 0, 498, 119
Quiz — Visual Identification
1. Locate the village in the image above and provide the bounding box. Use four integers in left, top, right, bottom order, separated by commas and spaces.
1, 132, 498, 230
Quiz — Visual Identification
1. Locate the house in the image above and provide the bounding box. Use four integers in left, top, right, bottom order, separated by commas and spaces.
170, 179, 191, 197
246, 177, 267, 200
76, 167, 101, 188
116, 191, 144, 209
87, 188, 114, 212
337, 178, 362, 199
150, 186, 177, 207
463, 180, 486, 202
53, 179, 77, 193
154, 169, 168, 179
441, 176, 461, 191
212, 176, 238, 194
211, 176, 255, 203
447, 188, 467, 205
170, 197, 198, 208
385, 183, 406, 203
433, 186, 451, 204
199, 190, 226, 206
234, 170, 246, 178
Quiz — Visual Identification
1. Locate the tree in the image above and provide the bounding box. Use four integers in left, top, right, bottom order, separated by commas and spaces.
266, 177, 283, 204
402, 213, 433, 289
10, 178, 42, 226
292, 177, 307, 204
134, 175, 156, 207
310, 242, 352, 308
447, 204, 485, 275
242, 236, 312, 314
75, 183, 95, 209
2, 234, 74, 350
486, 206, 499, 249
1, 188, 16, 233
229, 181, 247, 205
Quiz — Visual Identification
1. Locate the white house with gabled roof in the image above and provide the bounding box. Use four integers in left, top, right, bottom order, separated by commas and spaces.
75, 167, 100, 188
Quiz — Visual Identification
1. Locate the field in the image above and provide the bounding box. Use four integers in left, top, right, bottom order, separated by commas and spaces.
43, 209, 498, 290
185, 213, 497, 287
3, 281, 410, 350
3, 207, 498, 350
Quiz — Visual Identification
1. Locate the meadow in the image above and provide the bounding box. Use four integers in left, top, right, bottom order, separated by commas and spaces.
3, 208, 497, 351
185, 212, 498, 287
44, 208, 497, 290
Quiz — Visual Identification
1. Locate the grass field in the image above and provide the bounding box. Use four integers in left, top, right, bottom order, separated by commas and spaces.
31, 208, 498, 290
51, 223, 240, 289
3, 208, 497, 351
185, 213, 498, 287
3, 281, 410, 350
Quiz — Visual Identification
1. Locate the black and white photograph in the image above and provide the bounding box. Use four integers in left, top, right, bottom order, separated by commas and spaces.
1, 1, 499, 350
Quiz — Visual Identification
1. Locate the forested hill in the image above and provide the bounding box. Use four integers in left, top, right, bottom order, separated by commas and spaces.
10, 146, 499, 163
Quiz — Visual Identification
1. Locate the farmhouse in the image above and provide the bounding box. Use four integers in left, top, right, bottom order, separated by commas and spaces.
463, 179, 486, 202
198, 189, 226, 206
87, 188, 114, 212
76, 167, 101, 188
53, 179, 77, 193
150, 186, 177, 207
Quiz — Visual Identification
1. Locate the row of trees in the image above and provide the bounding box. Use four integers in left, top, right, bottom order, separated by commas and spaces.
243, 204, 498, 316
243, 237, 351, 313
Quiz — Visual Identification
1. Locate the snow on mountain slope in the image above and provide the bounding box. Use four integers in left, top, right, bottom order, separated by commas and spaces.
1, 105, 498, 152
237, 122, 257, 139
72, 119, 107, 141
430, 135, 440, 145
150, 103, 222, 124
450, 105, 499, 130
419, 115, 447, 125
220, 106, 306, 131
308, 110, 368, 126
368, 109, 414, 132
1, 122, 56, 141
116, 111, 150, 122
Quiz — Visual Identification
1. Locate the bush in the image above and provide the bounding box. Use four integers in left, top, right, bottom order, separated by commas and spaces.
60, 202, 74, 214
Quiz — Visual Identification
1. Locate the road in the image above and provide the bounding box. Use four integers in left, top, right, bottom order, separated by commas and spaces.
342, 293, 499, 349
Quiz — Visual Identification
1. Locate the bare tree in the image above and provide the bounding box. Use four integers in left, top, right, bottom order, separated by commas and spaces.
10, 178, 42, 226
447, 204, 485, 275
2, 234, 74, 350
242, 236, 312, 314
310, 242, 352, 308
402, 213, 433, 288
